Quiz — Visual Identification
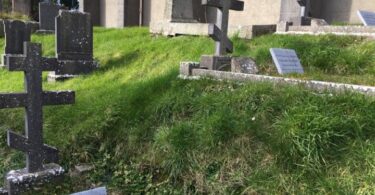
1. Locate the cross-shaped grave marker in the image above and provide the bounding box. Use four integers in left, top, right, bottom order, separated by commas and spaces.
1, 42, 75, 172
0, 42, 75, 194
200, 0, 244, 70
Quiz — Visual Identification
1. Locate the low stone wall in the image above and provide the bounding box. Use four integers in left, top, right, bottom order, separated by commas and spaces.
150, 21, 276, 39
180, 62, 375, 96
276, 21, 375, 37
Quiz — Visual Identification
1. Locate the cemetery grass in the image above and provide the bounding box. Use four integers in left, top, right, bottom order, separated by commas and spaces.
0, 28, 374, 194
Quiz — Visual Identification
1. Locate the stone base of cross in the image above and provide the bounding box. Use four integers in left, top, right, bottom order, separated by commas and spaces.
199, 0, 244, 70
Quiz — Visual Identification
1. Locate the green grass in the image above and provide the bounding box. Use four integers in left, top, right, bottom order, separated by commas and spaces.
0, 28, 374, 194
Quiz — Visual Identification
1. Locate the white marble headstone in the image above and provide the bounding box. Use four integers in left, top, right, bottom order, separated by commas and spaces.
270, 48, 304, 75
357, 10, 375, 26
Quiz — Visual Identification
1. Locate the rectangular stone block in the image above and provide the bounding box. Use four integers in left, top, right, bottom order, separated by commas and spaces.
39, 2, 64, 31
200, 55, 231, 70
270, 48, 304, 74
180, 62, 200, 76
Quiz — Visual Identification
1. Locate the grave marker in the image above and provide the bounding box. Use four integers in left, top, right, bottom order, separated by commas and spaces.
0, 42, 75, 194
270, 48, 304, 74
50, 10, 98, 81
38, 1, 65, 32
200, 0, 244, 70
2, 20, 31, 66
71, 187, 107, 195
357, 10, 375, 26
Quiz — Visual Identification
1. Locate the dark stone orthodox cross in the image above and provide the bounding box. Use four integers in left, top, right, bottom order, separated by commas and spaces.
199, 0, 244, 70
202, 0, 244, 56
0, 42, 75, 173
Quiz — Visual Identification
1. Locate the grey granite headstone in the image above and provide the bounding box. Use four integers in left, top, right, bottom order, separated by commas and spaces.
39, 2, 64, 32
357, 10, 375, 26
270, 48, 304, 74
0, 42, 75, 194
71, 187, 107, 195
200, 0, 244, 70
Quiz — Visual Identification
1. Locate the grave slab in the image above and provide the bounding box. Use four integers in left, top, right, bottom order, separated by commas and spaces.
71, 187, 107, 195
357, 10, 375, 26
270, 48, 304, 74
231, 57, 258, 74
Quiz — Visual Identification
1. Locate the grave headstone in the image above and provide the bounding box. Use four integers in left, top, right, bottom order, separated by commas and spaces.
357, 10, 375, 26
270, 48, 304, 74
50, 10, 98, 81
200, 0, 244, 70
2, 20, 31, 66
38, 1, 65, 33
71, 187, 107, 195
0, 42, 75, 194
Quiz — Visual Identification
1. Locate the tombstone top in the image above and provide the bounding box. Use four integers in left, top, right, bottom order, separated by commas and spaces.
3, 20, 31, 55
270, 48, 304, 75
357, 10, 375, 26
297, 0, 307, 6
56, 10, 93, 61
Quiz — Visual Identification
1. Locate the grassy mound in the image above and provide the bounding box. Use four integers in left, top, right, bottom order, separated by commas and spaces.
0, 28, 374, 194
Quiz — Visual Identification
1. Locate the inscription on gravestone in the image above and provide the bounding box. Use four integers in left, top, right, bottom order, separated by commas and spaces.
200, 0, 244, 70
270, 48, 304, 74
0, 42, 75, 194
357, 10, 375, 26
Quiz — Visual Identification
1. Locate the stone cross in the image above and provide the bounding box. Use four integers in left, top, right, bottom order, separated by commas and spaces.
0, 42, 75, 173
202, 0, 244, 56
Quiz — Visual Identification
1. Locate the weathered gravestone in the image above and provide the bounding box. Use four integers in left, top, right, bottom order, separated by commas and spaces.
200, 0, 244, 70
270, 48, 304, 74
38, 0, 65, 33
2, 20, 31, 65
357, 10, 375, 26
71, 187, 107, 195
296, 0, 311, 25
0, 42, 75, 194
49, 10, 98, 81
231, 57, 258, 74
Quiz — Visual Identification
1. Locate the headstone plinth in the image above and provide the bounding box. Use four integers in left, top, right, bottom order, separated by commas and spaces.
200, 55, 231, 71
4, 164, 64, 194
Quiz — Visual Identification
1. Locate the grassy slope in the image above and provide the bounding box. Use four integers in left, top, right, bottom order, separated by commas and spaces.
0, 28, 374, 194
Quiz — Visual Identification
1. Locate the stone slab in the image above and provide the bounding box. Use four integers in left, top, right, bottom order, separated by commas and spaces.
180, 62, 201, 76
357, 10, 375, 26
270, 48, 304, 74
71, 187, 107, 195
231, 57, 258, 74
39, 2, 64, 31
181, 68, 375, 96
200, 55, 231, 70
5, 164, 64, 195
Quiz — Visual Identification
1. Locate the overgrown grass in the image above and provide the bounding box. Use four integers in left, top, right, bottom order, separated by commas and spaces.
0, 28, 374, 194
0, 12, 30, 21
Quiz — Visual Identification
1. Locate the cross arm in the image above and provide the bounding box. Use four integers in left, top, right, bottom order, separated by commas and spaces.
208, 24, 233, 53
43, 91, 75, 105
202, 0, 244, 11
7, 131, 59, 163
0, 93, 27, 108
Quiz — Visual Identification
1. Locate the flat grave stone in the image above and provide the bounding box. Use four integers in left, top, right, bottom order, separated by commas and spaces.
357, 10, 375, 26
71, 187, 107, 195
270, 48, 304, 74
